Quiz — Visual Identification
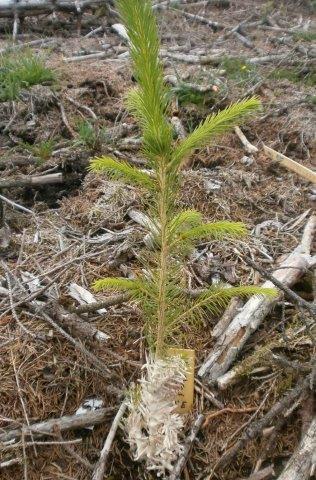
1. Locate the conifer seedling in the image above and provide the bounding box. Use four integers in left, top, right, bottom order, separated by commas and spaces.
90, 0, 275, 475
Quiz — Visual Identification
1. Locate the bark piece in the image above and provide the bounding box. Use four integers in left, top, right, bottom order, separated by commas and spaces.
198, 215, 316, 384
212, 297, 243, 339
68, 282, 107, 315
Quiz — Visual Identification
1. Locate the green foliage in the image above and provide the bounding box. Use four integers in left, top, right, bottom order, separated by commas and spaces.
92, 277, 152, 298
269, 67, 316, 87
178, 285, 275, 324
118, 0, 173, 161
89, 156, 155, 189
0, 50, 55, 102
90, 0, 274, 357
179, 221, 246, 242
171, 83, 213, 106
293, 31, 316, 42
74, 119, 108, 151
308, 95, 316, 105
22, 139, 55, 163
221, 57, 259, 86
170, 98, 260, 171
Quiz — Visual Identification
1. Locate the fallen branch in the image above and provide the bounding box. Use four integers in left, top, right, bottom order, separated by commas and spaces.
217, 323, 314, 391
162, 52, 294, 66
242, 257, 316, 316
63, 51, 109, 62
57, 433, 94, 471
175, 10, 224, 31
263, 145, 316, 184
277, 418, 316, 480
194, 378, 224, 409
169, 414, 205, 480
92, 401, 127, 480
234, 126, 258, 154
39, 310, 121, 388
164, 74, 218, 93
57, 100, 76, 137
0, 156, 38, 169
0, 193, 34, 216
0, 173, 64, 189
232, 30, 254, 49
198, 215, 316, 384
66, 96, 97, 119
0, 407, 116, 444
0, 0, 111, 17
0, 37, 56, 55
0, 458, 21, 469
53, 304, 110, 342
69, 293, 130, 314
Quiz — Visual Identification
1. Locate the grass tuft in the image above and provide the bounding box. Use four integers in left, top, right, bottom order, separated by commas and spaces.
269, 67, 316, 87
220, 57, 259, 85
22, 139, 56, 164
293, 31, 316, 42
74, 119, 108, 152
0, 50, 55, 102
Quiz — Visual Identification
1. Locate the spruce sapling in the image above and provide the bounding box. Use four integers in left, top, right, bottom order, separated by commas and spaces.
90, 0, 276, 475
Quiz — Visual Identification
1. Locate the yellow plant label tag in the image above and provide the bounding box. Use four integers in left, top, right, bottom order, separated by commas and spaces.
167, 348, 195, 414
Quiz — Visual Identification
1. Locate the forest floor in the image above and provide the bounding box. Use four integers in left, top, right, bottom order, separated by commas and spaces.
0, 1, 315, 479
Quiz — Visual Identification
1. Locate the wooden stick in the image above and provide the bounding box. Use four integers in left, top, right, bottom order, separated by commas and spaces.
169, 414, 205, 480
0, 37, 55, 55
0, 407, 116, 443
0, 458, 21, 469
53, 304, 110, 342
57, 433, 94, 471
175, 10, 224, 31
203, 406, 257, 428
92, 401, 127, 480
40, 310, 118, 383
198, 215, 316, 385
0, 193, 34, 216
195, 378, 224, 409
242, 257, 316, 315
69, 293, 130, 314
0, 173, 63, 189
234, 126, 258, 154
64, 51, 109, 62
263, 145, 316, 184
0, 157, 37, 169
